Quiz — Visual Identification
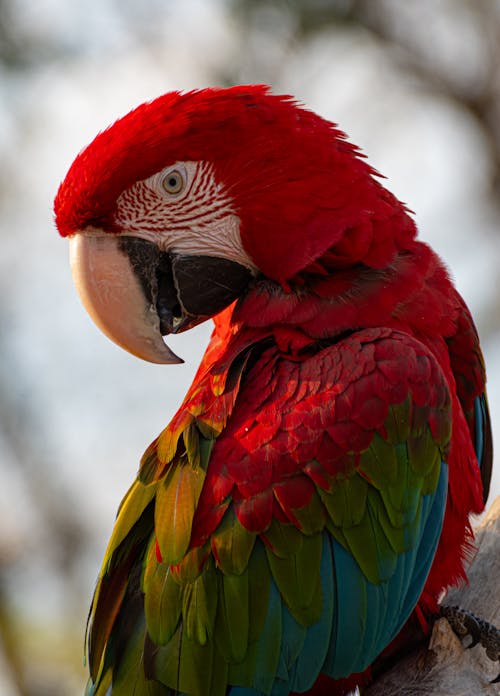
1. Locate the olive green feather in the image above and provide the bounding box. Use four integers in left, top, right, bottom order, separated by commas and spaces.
152, 623, 225, 696
265, 532, 322, 625
262, 517, 303, 558
215, 570, 250, 661
211, 504, 256, 574
155, 460, 206, 565
170, 542, 211, 583
182, 556, 218, 645
104, 481, 157, 571
318, 474, 368, 528
142, 539, 182, 645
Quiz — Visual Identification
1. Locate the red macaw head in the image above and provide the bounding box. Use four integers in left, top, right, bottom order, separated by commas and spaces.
55, 85, 415, 363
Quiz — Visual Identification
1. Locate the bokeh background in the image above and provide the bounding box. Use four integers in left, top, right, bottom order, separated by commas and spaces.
0, 1, 499, 694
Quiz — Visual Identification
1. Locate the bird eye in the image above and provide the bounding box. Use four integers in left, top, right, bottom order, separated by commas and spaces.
161, 170, 184, 195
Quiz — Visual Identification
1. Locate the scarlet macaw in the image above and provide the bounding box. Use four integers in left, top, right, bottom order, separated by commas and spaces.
54, 86, 492, 695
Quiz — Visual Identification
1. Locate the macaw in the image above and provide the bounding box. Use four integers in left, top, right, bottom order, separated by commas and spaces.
54, 85, 492, 696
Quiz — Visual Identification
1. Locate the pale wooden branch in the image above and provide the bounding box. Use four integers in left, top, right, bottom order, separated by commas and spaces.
366, 496, 500, 695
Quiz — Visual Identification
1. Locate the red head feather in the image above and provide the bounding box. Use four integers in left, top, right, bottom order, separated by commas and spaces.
54, 85, 416, 284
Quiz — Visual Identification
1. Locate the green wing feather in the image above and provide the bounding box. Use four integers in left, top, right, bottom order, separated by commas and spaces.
155, 461, 206, 565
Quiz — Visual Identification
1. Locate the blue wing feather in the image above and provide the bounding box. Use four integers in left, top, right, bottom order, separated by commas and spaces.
473, 394, 493, 503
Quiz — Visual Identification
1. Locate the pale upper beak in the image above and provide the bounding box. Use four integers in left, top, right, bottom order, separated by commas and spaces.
68, 229, 253, 364
69, 231, 182, 364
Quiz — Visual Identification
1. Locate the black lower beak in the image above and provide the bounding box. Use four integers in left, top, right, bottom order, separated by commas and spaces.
119, 237, 253, 335
155, 252, 185, 334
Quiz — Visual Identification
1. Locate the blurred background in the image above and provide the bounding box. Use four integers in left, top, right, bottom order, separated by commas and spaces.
0, 0, 499, 693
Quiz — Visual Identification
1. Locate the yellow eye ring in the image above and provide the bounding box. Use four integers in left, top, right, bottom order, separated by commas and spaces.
161, 170, 184, 195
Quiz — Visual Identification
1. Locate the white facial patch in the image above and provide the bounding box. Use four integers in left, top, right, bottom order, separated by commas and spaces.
115, 161, 258, 272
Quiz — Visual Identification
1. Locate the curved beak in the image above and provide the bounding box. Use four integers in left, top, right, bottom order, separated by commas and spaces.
69, 231, 182, 364
68, 230, 253, 364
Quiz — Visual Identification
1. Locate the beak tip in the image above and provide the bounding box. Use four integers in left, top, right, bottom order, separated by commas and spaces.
130, 337, 184, 365
160, 347, 185, 365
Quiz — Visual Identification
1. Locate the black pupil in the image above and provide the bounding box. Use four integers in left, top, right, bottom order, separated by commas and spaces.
168, 176, 178, 188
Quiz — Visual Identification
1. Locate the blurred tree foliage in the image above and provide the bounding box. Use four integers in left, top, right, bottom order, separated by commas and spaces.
228, 0, 500, 196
